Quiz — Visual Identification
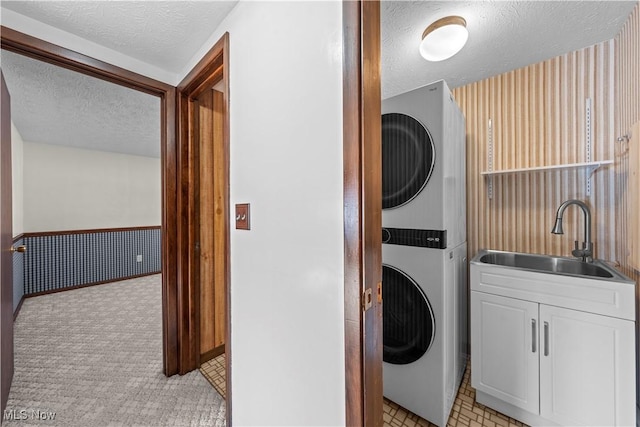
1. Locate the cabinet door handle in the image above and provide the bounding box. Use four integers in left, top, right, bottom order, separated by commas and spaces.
531, 319, 537, 353
543, 321, 549, 356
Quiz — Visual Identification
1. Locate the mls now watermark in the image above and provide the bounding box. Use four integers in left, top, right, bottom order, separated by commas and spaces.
3, 408, 57, 422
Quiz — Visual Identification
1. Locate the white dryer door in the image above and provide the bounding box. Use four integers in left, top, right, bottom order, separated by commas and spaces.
383, 264, 435, 365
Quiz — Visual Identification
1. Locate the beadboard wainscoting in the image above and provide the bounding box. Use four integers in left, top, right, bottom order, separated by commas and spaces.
19, 226, 161, 296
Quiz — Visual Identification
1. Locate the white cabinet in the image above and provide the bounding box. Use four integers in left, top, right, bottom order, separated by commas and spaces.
539, 305, 635, 426
471, 292, 539, 414
470, 259, 636, 427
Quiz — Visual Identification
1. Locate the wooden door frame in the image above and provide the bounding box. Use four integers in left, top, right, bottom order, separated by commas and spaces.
176, 31, 231, 415
2, 3, 378, 421
1, 71, 14, 415
0, 27, 181, 376
342, 1, 383, 425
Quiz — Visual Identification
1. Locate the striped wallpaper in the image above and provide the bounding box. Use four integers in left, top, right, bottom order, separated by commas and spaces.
21, 227, 161, 295
453, 1, 639, 409
615, 2, 640, 281
613, 1, 640, 410
452, 38, 619, 264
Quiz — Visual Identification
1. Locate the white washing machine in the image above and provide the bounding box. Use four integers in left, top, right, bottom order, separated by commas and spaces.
381, 80, 468, 426
382, 238, 468, 427
382, 79, 466, 248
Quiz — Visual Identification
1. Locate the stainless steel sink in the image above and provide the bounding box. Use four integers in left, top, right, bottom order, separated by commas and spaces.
472, 250, 627, 281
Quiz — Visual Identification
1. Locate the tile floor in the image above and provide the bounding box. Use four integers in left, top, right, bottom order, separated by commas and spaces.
201, 353, 227, 398
200, 355, 526, 427
383, 366, 526, 427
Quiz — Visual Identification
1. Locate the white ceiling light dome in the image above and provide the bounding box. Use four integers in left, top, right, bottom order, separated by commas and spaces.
419, 16, 468, 62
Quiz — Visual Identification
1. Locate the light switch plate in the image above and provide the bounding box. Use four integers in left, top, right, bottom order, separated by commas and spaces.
235, 203, 250, 230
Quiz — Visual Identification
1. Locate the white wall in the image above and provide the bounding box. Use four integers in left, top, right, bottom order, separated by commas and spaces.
11, 121, 24, 237
4, 2, 347, 423
23, 142, 160, 232
187, 2, 346, 425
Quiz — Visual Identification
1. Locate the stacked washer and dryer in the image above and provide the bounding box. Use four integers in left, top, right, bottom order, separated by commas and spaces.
382, 80, 468, 427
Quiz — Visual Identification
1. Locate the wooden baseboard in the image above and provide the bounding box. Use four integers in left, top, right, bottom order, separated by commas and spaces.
200, 345, 225, 365
24, 271, 160, 298
13, 296, 24, 321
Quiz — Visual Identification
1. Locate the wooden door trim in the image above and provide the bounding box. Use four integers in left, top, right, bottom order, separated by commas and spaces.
342, 2, 364, 422
176, 31, 231, 420
342, 1, 383, 425
1, 27, 172, 96
0, 27, 180, 376
1, 71, 14, 414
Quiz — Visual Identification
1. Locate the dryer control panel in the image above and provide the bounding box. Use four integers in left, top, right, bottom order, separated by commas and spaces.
382, 227, 447, 249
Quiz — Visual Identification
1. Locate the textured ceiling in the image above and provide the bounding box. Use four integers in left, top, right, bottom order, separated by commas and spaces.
1, 1, 238, 76
381, 1, 637, 99
1, 50, 161, 158
1, 1, 239, 158
0, 1, 636, 157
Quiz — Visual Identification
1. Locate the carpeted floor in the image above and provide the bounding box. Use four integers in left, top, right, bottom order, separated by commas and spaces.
4, 274, 225, 427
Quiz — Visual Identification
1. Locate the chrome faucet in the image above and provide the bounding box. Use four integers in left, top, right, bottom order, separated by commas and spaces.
551, 199, 593, 262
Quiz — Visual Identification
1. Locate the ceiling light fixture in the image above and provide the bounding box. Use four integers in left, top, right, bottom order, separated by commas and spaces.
420, 16, 468, 62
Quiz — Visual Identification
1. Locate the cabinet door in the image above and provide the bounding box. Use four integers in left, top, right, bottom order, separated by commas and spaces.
471, 292, 540, 413
540, 305, 636, 426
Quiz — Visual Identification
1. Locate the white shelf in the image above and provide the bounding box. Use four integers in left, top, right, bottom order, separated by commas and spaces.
481, 160, 614, 177
484, 99, 610, 198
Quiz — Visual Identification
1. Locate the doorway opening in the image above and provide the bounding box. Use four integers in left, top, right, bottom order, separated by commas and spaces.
0, 27, 179, 378
176, 32, 231, 419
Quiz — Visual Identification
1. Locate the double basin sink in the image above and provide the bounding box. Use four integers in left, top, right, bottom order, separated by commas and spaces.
474, 249, 629, 282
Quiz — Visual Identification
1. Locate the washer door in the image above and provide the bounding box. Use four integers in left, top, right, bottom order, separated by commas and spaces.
383, 264, 435, 365
382, 113, 435, 209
